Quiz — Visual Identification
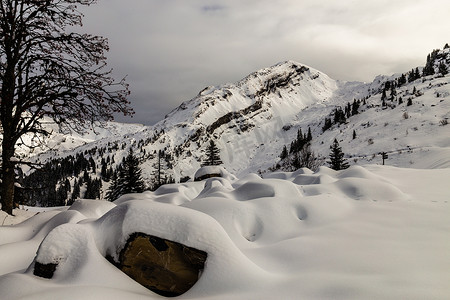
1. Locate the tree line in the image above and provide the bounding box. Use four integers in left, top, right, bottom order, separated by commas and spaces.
275, 126, 349, 172
12, 138, 224, 206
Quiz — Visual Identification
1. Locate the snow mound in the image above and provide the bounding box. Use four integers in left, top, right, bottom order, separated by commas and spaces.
1, 165, 450, 299
284, 166, 408, 202
31, 200, 269, 298
68, 199, 116, 219
293, 173, 336, 185
194, 166, 237, 181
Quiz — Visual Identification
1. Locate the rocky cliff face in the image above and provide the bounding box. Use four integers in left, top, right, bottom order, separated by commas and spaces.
146, 60, 343, 178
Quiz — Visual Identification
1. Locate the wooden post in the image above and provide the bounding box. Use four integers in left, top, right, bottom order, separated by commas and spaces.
382, 152, 388, 165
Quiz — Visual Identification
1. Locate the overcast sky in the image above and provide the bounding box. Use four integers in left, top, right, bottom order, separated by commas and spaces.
80, 0, 450, 125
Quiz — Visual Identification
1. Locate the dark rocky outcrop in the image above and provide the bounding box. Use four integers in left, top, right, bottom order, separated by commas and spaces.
33, 262, 58, 279
113, 233, 207, 297
194, 173, 222, 181
34, 232, 207, 298
206, 100, 262, 134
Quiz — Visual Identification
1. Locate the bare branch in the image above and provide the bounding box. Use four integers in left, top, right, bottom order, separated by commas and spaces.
1, 0, 132, 214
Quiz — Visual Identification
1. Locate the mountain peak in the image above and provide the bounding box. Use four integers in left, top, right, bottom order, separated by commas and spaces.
162, 59, 338, 131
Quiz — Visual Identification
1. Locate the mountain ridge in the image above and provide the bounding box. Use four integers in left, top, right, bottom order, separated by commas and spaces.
14, 46, 450, 204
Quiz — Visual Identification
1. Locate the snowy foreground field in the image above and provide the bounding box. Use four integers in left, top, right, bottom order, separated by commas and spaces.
1, 165, 449, 300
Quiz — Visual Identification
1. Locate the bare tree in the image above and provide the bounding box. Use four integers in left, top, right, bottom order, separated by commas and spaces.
296, 144, 324, 171
277, 143, 323, 172
0, 0, 133, 214
288, 143, 323, 172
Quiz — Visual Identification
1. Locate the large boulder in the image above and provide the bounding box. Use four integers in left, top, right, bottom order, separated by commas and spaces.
34, 230, 207, 298
194, 166, 236, 181
114, 232, 207, 297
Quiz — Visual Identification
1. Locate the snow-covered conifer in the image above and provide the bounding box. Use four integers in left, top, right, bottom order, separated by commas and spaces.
328, 139, 349, 170
202, 140, 223, 166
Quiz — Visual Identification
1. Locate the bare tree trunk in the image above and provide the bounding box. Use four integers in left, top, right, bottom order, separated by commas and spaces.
1, 143, 15, 215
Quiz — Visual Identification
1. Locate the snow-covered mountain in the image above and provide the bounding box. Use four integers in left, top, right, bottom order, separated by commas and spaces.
15, 120, 146, 161
3, 47, 450, 300
22, 46, 450, 188
148, 61, 354, 178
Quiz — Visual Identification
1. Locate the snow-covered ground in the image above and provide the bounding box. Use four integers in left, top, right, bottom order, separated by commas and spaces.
1, 165, 449, 299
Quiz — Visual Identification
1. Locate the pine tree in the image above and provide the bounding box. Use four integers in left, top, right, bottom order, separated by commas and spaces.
152, 150, 165, 190
70, 179, 80, 205
84, 176, 94, 199
289, 129, 303, 153
202, 140, 223, 166
423, 53, 436, 77
105, 171, 121, 202
398, 74, 407, 86
390, 84, 397, 100
120, 149, 145, 194
381, 89, 387, 102
280, 145, 288, 160
353, 130, 357, 140
408, 69, 416, 82
84, 177, 102, 199
307, 127, 313, 142
328, 139, 349, 170
414, 67, 421, 79
100, 158, 110, 181
438, 62, 448, 76
322, 118, 332, 132
334, 108, 346, 124
351, 99, 360, 115
345, 102, 351, 118
88, 157, 96, 172
106, 149, 145, 201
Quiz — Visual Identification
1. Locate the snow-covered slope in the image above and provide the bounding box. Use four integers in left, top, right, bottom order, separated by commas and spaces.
315, 74, 450, 168
14, 120, 146, 160
21, 47, 450, 187
149, 61, 346, 178
148, 48, 450, 177
1, 165, 449, 299
162, 61, 338, 126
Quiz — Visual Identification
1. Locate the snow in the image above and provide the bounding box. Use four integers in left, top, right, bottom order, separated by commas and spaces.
12, 120, 146, 162
13, 52, 450, 185
193, 165, 236, 181
1, 49, 450, 299
1, 165, 449, 299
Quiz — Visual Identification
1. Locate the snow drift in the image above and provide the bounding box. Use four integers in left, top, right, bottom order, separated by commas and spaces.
0, 165, 449, 299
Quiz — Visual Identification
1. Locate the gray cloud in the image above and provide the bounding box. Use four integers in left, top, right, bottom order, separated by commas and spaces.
201, 4, 227, 13
79, 0, 450, 125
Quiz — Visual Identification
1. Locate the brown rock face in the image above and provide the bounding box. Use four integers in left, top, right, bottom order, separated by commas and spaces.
33, 262, 58, 279
194, 173, 222, 181
116, 232, 208, 297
